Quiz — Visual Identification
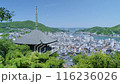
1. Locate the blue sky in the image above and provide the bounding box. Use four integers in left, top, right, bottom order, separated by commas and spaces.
1, 0, 120, 28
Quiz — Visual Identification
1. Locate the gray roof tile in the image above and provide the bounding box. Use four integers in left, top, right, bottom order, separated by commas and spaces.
14, 30, 57, 45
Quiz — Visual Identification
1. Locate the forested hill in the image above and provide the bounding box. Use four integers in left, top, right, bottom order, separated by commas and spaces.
76, 25, 120, 35
0, 20, 62, 32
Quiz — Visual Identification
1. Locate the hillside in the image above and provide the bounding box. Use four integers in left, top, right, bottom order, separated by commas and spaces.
76, 25, 120, 35
0, 20, 62, 33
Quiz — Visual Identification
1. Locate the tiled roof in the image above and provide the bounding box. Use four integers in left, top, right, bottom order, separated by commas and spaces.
14, 30, 57, 45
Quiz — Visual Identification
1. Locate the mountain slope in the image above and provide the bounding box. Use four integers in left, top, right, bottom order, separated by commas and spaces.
76, 25, 120, 35
0, 20, 61, 33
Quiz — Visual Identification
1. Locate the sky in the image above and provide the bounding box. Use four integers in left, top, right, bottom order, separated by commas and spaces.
1, 0, 120, 28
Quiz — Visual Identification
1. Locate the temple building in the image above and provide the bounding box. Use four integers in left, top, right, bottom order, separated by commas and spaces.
14, 7, 57, 53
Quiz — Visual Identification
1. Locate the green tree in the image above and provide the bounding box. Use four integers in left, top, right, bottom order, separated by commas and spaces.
46, 57, 64, 68
0, 39, 13, 57
0, 38, 64, 68
29, 51, 64, 68
72, 51, 120, 68
0, 7, 14, 22
0, 56, 4, 64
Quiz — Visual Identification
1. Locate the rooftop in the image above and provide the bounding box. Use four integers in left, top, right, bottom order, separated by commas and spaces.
13, 30, 57, 45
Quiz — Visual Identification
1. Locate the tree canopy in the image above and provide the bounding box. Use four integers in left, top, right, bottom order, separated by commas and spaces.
72, 51, 120, 68
0, 38, 64, 68
0, 7, 14, 22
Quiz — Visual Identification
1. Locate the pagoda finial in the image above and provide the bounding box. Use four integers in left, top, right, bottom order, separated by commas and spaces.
36, 6, 38, 30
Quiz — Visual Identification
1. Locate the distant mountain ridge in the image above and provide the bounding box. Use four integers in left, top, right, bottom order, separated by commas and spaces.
76, 25, 120, 35
0, 20, 62, 32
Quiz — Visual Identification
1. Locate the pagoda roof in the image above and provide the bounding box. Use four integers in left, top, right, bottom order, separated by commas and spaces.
13, 30, 57, 45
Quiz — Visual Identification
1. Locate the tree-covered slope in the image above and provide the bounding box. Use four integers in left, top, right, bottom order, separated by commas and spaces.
76, 25, 120, 35
0, 39, 64, 68
0, 20, 61, 32
110, 24, 120, 34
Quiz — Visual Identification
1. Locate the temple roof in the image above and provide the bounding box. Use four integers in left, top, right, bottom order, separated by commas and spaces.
13, 30, 57, 45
